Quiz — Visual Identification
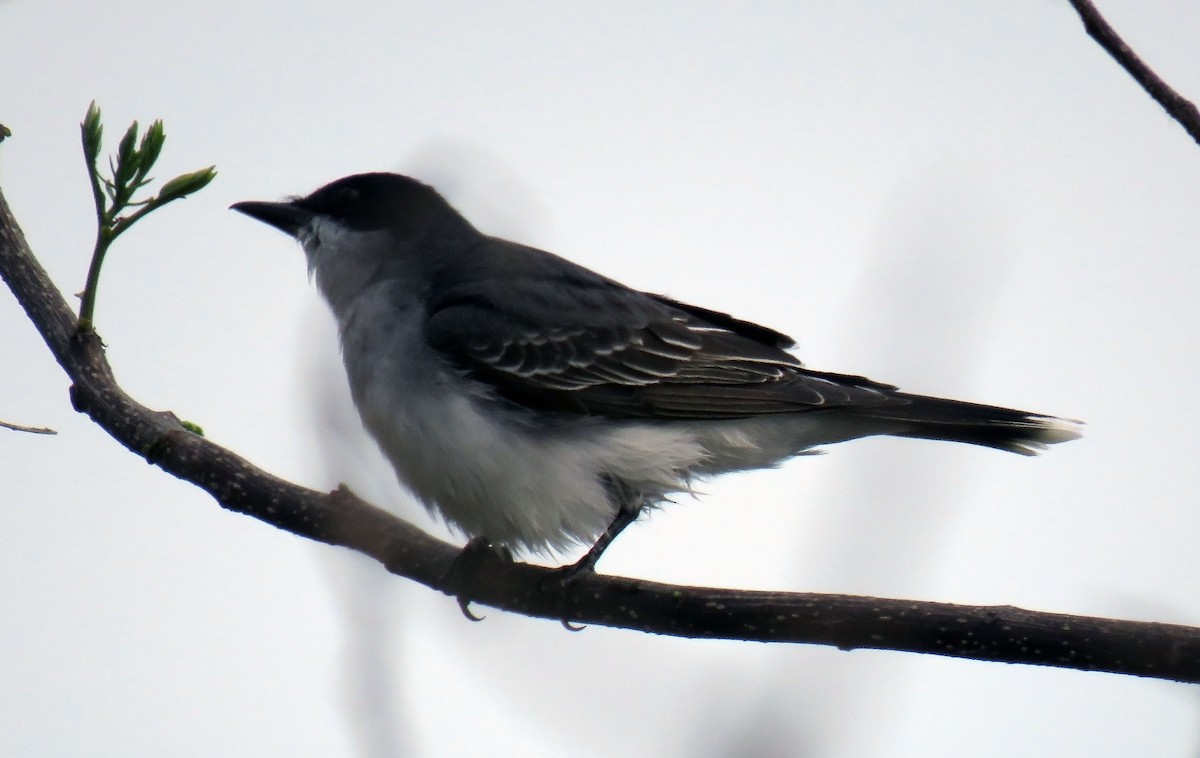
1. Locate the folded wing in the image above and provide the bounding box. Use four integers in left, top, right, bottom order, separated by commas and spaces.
424, 240, 896, 419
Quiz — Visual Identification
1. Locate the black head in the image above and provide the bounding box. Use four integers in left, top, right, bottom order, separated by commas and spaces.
294, 173, 451, 231
232, 172, 471, 238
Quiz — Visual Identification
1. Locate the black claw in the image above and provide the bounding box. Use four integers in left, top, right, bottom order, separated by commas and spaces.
444, 536, 512, 620
458, 596, 486, 622
538, 567, 588, 629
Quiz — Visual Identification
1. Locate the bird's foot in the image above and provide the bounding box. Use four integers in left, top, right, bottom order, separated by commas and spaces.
444, 536, 512, 621
543, 549, 603, 590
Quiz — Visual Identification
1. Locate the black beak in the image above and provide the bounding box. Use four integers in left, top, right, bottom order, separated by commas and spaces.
230, 200, 312, 237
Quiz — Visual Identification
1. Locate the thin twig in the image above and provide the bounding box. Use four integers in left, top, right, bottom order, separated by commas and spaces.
0, 419, 57, 434
1067, 0, 1200, 145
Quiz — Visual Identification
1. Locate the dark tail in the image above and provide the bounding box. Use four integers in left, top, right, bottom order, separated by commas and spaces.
854, 393, 1082, 456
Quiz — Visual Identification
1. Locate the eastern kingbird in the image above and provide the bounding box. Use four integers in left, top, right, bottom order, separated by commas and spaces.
233, 173, 1080, 572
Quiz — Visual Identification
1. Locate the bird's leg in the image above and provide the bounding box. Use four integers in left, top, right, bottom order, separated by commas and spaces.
556, 499, 644, 584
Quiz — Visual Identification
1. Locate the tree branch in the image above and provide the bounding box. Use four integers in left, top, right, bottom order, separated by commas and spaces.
3, 185, 1200, 682
0, 419, 56, 434
1067, 0, 1200, 145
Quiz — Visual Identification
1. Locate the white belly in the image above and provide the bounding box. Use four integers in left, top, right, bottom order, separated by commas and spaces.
338, 297, 708, 553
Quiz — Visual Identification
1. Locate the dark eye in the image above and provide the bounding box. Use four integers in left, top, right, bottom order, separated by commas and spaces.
302, 183, 362, 216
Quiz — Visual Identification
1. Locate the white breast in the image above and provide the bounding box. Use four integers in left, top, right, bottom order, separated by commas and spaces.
334, 287, 711, 554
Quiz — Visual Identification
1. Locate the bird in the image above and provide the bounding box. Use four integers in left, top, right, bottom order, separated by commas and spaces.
232, 172, 1080, 574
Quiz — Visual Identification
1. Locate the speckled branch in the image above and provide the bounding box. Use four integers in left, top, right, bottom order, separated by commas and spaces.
1067, 0, 1200, 145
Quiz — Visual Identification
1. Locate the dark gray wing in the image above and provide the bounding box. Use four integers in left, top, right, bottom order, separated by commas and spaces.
425, 239, 895, 419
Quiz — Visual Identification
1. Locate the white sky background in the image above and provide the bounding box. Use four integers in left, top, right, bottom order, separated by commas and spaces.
3, 1, 1200, 755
